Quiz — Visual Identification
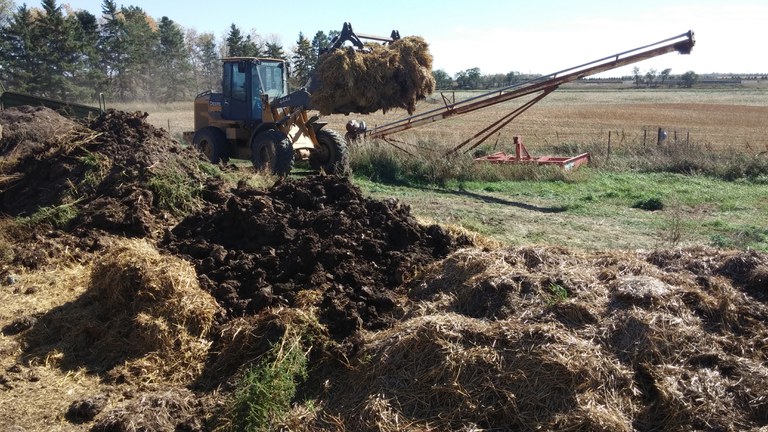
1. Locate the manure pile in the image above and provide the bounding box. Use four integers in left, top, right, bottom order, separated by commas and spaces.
0, 106, 207, 242
311, 36, 435, 115
1, 106, 767, 431
163, 175, 466, 339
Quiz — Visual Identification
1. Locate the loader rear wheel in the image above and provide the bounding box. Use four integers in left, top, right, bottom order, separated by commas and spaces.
251, 130, 294, 176
310, 129, 349, 175
193, 127, 229, 163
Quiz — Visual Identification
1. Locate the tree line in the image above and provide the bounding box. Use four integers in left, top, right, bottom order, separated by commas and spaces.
0, 0, 338, 103
0, 0, 701, 104
433, 66, 700, 91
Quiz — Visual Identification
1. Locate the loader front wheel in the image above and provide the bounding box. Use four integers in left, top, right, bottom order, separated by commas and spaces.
193, 127, 229, 163
310, 128, 349, 175
251, 130, 294, 176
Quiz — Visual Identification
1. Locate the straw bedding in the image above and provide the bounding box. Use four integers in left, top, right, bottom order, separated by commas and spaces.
22, 239, 219, 383
291, 246, 768, 431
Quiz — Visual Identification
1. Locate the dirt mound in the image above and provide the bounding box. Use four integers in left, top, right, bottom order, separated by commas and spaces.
0, 105, 87, 160
164, 175, 468, 339
287, 246, 768, 431
311, 36, 435, 115
0, 108, 206, 238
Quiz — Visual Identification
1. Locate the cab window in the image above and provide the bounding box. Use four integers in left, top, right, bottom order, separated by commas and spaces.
223, 62, 248, 101
256, 61, 285, 99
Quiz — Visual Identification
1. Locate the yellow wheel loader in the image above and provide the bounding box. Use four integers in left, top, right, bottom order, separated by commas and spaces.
185, 23, 399, 176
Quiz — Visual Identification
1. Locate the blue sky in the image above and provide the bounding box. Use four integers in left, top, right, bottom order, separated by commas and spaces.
55, 0, 767, 76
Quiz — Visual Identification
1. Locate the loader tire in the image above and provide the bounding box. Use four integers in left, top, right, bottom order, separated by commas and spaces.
193, 127, 229, 163
251, 130, 294, 176
309, 128, 349, 175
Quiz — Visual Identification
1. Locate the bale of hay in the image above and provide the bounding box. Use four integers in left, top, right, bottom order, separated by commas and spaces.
310, 36, 435, 115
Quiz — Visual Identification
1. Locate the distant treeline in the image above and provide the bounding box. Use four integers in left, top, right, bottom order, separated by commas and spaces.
0, 0, 337, 102
432, 67, 728, 90
1, 1, 760, 103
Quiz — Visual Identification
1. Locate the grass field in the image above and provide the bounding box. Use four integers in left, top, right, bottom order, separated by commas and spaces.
122, 87, 768, 251
124, 86, 768, 153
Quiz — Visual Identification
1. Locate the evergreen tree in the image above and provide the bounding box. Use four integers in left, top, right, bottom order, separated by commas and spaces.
121, 6, 158, 100
310, 30, 333, 66
226, 24, 263, 57
156, 16, 192, 101
265, 39, 285, 59
31, 0, 81, 99
98, 0, 128, 99
225, 23, 245, 56
241, 33, 262, 57
290, 32, 313, 88
0, 5, 37, 92
73, 10, 104, 100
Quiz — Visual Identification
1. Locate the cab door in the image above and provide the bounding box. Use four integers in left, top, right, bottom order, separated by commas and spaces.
222, 61, 252, 121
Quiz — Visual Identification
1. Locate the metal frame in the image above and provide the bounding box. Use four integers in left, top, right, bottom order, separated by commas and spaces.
475, 136, 591, 170
363, 31, 695, 159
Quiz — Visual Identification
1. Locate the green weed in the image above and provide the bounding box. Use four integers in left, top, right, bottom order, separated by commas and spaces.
547, 283, 569, 305
230, 331, 309, 431
632, 197, 664, 211
24, 203, 79, 228
146, 168, 203, 217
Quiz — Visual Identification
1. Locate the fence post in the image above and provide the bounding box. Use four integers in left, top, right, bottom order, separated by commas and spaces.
607, 130, 612, 161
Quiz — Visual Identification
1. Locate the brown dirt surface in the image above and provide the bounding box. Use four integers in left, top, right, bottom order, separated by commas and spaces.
0, 108, 206, 238
164, 175, 469, 340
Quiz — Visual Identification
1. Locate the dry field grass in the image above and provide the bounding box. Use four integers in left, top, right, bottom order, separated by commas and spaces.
127, 87, 768, 155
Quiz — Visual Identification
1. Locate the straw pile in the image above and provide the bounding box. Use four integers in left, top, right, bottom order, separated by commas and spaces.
287, 246, 768, 431
199, 308, 326, 388
91, 388, 203, 432
311, 36, 435, 115
23, 239, 219, 383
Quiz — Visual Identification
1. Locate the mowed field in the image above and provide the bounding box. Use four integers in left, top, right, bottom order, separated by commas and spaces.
136, 86, 768, 153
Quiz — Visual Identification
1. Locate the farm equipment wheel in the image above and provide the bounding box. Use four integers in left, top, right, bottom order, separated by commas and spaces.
309, 129, 349, 175
193, 126, 229, 163
251, 130, 294, 175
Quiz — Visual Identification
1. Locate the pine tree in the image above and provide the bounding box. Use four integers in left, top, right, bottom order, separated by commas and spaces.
290, 32, 313, 88
31, 0, 81, 99
98, 0, 128, 100
121, 6, 158, 100
310, 30, 330, 65
0, 5, 37, 92
265, 40, 285, 59
73, 10, 104, 100
225, 23, 245, 56
156, 16, 192, 101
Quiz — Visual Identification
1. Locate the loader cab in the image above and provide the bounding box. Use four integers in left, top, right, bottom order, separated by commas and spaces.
221, 58, 287, 122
